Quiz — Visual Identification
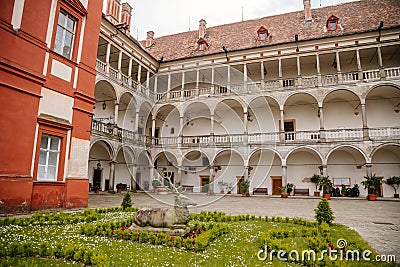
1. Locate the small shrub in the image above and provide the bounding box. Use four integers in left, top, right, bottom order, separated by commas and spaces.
314, 198, 335, 225
121, 191, 133, 210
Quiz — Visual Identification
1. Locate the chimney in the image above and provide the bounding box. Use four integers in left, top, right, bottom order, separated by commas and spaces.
199, 19, 206, 39
105, 0, 121, 25
303, 0, 313, 22
146, 31, 155, 48
120, 2, 132, 35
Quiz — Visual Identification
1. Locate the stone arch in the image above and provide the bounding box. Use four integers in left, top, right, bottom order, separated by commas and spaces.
322, 89, 363, 130
322, 88, 362, 104
326, 144, 368, 164
284, 91, 319, 107
286, 146, 324, 164
89, 139, 115, 160
370, 143, 400, 159
365, 82, 400, 99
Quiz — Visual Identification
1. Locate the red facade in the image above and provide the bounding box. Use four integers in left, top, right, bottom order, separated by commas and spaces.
0, 0, 102, 212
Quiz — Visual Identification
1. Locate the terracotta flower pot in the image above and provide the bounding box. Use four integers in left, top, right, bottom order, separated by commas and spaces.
242, 193, 247, 197
394, 194, 399, 198
117, 189, 122, 193
367, 194, 377, 201
281, 193, 288, 198
323, 193, 331, 200
314, 191, 320, 197
95, 189, 100, 194
220, 190, 225, 194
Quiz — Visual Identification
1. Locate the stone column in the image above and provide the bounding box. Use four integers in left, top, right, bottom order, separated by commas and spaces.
177, 167, 182, 185
208, 166, 215, 195
117, 51, 122, 79
361, 103, 369, 140
366, 164, 372, 177
128, 57, 133, 80
227, 64, 231, 90
319, 106, 325, 140
196, 69, 200, 89
280, 108, 285, 141
316, 53, 322, 86
336, 51, 342, 84
282, 165, 287, 185
356, 49, 362, 81
146, 71, 150, 88
154, 75, 158, 95
131, 165, 137, 191
109, 161, 116, 191
105, 43, 111, 73
137, 64, 142, 82
151, 117, 156, 145
377, 46, 385, 78
243, 62, 248, 92
114, 102, 119, 126
135, 109, 139, 133
278, 57, 283, 87
261, 61, 265, 80
297, 55, 301, 86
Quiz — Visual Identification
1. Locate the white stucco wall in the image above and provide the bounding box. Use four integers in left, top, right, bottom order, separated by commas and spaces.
38, 87, 74, 121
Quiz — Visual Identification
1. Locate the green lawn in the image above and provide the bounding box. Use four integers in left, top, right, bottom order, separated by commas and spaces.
0, 209, 398, 267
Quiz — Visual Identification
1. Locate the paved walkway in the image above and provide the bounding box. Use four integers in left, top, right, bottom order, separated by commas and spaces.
89, 192, 400, 261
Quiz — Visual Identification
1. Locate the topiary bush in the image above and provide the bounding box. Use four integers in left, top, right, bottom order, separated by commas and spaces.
314, 198, 335, 225
121, 191, 133, 210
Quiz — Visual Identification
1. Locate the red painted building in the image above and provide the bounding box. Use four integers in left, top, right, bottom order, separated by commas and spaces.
0, 0, 103, 212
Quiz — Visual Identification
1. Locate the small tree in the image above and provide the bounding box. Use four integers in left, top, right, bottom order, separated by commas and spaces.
314, 198, 335, 225
311, 174, 320, 192
121, 191, 133, 210
318, 176, 333, 194
361, 174, 380, 195
386, 176, 400, 194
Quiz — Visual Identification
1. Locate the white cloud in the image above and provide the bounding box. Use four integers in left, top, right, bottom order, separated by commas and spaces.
128, 0, 356, 40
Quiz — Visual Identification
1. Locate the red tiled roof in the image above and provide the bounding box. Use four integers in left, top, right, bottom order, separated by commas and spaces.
142, 0, 400, 62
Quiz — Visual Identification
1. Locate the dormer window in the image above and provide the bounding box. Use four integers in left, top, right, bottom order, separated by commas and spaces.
197, 38, 208, 51
257, 26, 269, 42
327, 15, 339, 31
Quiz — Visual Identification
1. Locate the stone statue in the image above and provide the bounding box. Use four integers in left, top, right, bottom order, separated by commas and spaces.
133, 176, 197, 229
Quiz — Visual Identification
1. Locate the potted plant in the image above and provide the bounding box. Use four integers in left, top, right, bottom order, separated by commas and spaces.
361, 174, 380, 201
318, 176, 333, 200
286, 183, 295, 196
239, 180, 250, 197
152, 179, 166, 194
280, 185, 288, 198
341, 184, 347, 197
226, 182, 234, 194
116, 183, 123, 193
217, 180, 226, 194
311, 174, 321, 197
93, 185, 101, 194
386, 176, 400, 198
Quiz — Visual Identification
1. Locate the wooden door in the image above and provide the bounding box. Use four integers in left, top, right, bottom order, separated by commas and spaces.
237, 176, 244, 194
93, 169, 101, 191
271, 176, 282, 195
200, 176, 210, 193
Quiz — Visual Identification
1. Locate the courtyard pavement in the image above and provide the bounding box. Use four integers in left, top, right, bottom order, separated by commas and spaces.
89, 192, 400, 261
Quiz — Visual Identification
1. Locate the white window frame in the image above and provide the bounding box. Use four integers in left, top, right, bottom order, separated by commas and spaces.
38, 135, 61, 181
333, 177, 351, 187
54, 9, 77, 59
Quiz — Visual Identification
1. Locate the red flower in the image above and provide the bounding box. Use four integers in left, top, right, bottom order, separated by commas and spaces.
170, 237, 175, 241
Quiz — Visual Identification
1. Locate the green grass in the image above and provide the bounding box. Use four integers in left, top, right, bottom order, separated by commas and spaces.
0, 210, 398, 267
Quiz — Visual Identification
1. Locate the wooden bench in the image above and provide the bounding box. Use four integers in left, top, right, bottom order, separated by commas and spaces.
294, 188, 309, 196
253, 187, 268, 195
182, 185, 194, 192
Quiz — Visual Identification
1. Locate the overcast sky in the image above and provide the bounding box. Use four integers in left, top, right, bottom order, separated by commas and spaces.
128, 0, 357, 40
